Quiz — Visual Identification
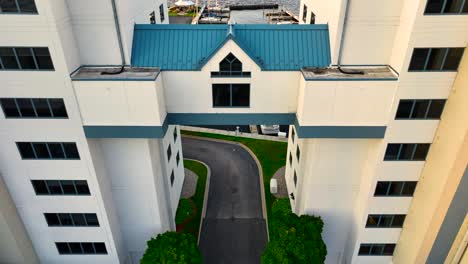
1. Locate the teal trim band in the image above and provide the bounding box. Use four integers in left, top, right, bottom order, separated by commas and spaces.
168, 113, 295, 125
84, 117, 169, 138
294, 118, 386, 138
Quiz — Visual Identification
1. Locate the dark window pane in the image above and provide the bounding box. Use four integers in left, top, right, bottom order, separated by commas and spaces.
159, 4, 165, 22
231, 84, 250, 107
82, 243, 95, 254
384, 144, 400, 160
74, 181, 90, 195
32, 99, 52, 117
47, 180, 63, 194
388, 182, 404, 195
427, 100, 446, 119
231, 60, 242, 72
383, 244, 396, 255
463, 1, 468, 12
58, 214, 73, 226
176, 152, 180, 166
443, 0, 464, 13
411, 100, 430, 118
48, 143, 65, 159
392, 215, 406, 227
358, 244, 371, 255
425, 0, 444, 13
443, 48, 464, 71
61, 180, 76, 194
170, 170, 175, 186
401, 182, 417, 196
63, 143, 80, 159
374, 182, 389, 196
16, 98, 35, 117
303, 4, 307, 22
85, 214, 99, 226
44, 213, 60, 226
289, 153, 292, 166
0, 0, 19, 12
56, 243, 70, 254
1, 99, 20, 117
15, 48, 36, 69
294, 171, 297, 187
292, 128, 295, 143
167, 145, 171, 161
370, 244, 384, 255
17, 142, 35, 159
32, 48, 54, 70
379, 215, 393, 227
32, 143, 50, 159
69, 242, 82, 254
17, 0, 37, 13
296, 146, 300, 161
409, 48, 429, 71
173, 128, 178, 141
395, 100, 413, 119
366, 215, 379, 227
71, 214, 86, 226
212, 84, 230, 107
426, 48, 446, 70
93, 243, 107, 254
399, 144, 415, 160
0, 48, 19, 69
413, 144, 430, 160
32, 180, 48, 194
48, 99, 67, 118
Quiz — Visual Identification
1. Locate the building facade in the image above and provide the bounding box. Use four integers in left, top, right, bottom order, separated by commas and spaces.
0, 0, 466, 264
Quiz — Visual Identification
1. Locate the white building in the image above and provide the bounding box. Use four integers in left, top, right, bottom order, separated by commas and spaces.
0, 0, 466, 264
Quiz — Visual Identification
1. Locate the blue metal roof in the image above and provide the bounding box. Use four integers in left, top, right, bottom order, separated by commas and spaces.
131, 24, 331, 71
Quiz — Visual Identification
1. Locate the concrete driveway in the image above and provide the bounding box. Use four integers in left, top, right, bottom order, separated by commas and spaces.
182, 136, 268, 264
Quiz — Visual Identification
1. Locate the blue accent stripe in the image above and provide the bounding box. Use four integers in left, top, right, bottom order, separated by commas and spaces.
82, 114, 386, 139
168, 113, 295, 125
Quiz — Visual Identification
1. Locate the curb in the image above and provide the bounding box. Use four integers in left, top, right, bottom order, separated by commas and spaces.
184, 158, 211, 245
182, 134, 270, 241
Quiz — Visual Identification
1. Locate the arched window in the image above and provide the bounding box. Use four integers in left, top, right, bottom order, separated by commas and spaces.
211, 53, 251, 77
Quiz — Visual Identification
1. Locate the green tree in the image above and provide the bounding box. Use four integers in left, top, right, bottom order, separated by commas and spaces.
262, 199, 327, 264
140, 232, 202, 264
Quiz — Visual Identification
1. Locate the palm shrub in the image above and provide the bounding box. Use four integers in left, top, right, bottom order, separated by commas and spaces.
140, 231, 202, 264
262, 199, 327, 264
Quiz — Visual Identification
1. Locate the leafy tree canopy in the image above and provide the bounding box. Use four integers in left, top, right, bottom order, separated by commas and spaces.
141, 232, 202, 264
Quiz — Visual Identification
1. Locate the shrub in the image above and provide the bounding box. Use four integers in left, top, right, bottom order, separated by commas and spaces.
140, 232, 202, 264
175, 199, 194, 225
262, 199, 327, 264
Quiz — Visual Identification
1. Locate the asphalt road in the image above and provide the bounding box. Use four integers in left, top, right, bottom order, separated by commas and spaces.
182, 136, 268, 264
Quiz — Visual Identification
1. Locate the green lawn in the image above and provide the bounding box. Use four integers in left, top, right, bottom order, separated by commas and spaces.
181, 130, 288, 236
175, 159, 208, 239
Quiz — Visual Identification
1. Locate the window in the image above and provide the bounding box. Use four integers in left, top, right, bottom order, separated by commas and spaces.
212, 84, 250, 107
167, 145, 172, 161
289, 152, 292, 166
170, 170, 175, 186
310, 11, 316, 24
374, 181, 417, 196
159, 4, 165, 22
31, 180, 90, 195
149, 11, 155, 24
395, 99, 446, 119
425, 0, 468, 14
366, 214, 406, 228
294, 171, 298, 187
384, 143, 430, 161
0, 47, 54, 70
0, 0, 37, 13
45, 213, 99, 227
173, 127, 178, 142
176, 152, 180, 166
291, 127, 295, 143
302, 4, 307, 22
17, 142, 79, 160
211, 53, 251, 77
1, 98, 67, 118
296, 146, 300, 161
408, 48, 464, 71
358, 244, 396, 256
55, 242, 107, 255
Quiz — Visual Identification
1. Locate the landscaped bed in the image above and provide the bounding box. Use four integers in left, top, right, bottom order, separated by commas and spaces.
175, 159, 208, 239
181, 130, 287, 236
